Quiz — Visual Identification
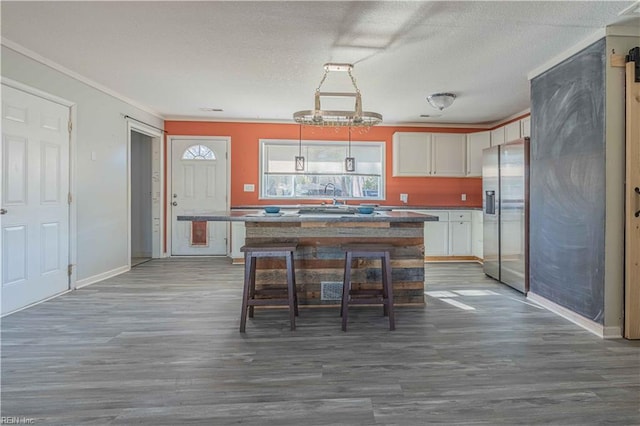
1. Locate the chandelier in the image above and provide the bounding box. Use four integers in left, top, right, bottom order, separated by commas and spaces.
293, 63, 382, 127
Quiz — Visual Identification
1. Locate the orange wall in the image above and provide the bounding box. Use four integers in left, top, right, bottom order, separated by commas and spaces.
164, 121, 487, 207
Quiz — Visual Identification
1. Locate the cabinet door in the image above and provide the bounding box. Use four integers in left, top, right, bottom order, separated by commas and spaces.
431, 133, 466, 177
466, 131, 491, 177
420, 210, 449, 256
490, 127, 505, 146
505, 121, 521, 142
520, 116, 531, 137
449, 220, 472, 255
392, 132, 432, 176
230, 221, 246, 260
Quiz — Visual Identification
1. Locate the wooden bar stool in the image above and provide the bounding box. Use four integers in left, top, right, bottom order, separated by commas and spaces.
341, 243, 395, 331
239, 243, 299, 332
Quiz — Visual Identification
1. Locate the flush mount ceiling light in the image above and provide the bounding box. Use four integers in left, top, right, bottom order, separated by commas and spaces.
293, 63, 382, 127
426, 93, 456, 111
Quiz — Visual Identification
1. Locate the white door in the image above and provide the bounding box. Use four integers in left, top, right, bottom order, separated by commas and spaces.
171, 139, 227, 255
2, 85, 70, 314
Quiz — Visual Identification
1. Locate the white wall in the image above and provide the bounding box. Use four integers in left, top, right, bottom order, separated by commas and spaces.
1, 46, 164, 283
131, 131, 153, 258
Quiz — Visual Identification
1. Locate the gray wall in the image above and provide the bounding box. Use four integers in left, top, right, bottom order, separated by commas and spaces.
1, 46, 164, 283
529, 39, 606, 323
131, 131, 153, 258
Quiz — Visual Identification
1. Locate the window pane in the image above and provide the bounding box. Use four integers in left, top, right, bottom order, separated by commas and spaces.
182, 144, 216, 160
260, 139, 384, 200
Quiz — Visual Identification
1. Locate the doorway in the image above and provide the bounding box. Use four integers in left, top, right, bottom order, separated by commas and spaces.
127, 122, 163, 266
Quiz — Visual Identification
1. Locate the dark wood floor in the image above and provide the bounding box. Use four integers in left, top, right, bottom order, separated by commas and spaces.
2, 258, 639, 425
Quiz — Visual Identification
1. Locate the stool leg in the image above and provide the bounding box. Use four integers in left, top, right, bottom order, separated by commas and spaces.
381, 256, 389, 317
341, 251, 353, 331
290, 251, 299, 316
248, 256, 257, 318
285, 252, 296, 331
383, 251, 395, 331
240, 252, 252, 332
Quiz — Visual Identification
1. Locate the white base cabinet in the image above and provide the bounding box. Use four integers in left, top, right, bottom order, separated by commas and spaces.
449, 211, 472, 255
407, 209, 481, 259
230, 221, 246, 261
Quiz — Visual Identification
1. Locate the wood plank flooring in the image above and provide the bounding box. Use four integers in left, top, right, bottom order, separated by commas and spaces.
2, 258, 639, 425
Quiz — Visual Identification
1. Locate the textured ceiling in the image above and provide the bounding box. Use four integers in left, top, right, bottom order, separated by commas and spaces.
1, 1, 637, 125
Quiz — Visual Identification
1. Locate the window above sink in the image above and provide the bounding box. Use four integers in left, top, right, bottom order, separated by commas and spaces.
259, 139, 385, 201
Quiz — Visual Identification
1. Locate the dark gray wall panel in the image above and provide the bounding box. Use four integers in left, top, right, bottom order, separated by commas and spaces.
529, 39, 606, 323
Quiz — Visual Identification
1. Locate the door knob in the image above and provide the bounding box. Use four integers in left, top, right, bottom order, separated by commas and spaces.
172, 201, 178, 206
0, 208, 6, 215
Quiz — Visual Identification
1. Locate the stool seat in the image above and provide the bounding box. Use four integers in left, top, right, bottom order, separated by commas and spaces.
240, 243, 298, 332
341, 243, 395, 331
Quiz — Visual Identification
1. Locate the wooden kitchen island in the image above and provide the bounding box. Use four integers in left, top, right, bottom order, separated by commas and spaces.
178, 210, 437, 306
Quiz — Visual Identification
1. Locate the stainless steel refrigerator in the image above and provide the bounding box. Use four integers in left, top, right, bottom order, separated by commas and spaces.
482, 138, 529, 293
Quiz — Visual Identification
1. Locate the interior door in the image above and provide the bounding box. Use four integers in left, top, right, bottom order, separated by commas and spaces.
1, 85, 70, 314
171, 139, 227, 255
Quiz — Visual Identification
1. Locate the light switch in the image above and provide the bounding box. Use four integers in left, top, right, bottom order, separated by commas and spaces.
91, 151, 97, 161
400, 193, 408, 203
244, 184, 255, 192
461, 193, 467, 201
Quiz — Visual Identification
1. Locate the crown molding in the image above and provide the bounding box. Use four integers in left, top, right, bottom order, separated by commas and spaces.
528, 28, 606, 80
1, 38, 164, 120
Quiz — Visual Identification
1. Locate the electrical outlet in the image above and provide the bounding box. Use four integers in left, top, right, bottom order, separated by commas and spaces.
461, 193, 467, 201
400, 193, 408, 203
243, 184, 255, 192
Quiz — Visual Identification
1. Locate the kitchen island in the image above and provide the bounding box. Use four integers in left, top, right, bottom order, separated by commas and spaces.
178, 209, 437, 306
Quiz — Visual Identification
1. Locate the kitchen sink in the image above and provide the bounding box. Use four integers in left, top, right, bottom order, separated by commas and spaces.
297, 207, 357, 215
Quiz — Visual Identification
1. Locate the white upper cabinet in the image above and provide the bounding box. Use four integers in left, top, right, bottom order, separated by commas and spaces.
520, 116, 531, 137
490, 126, 505, 146
392, 132, 432, 176
431, 133, 466, 177
505, 120, 521, 142
466, 131, 491, 177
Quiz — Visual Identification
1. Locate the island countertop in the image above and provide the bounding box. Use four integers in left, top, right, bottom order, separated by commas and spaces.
178, 210, 438, 223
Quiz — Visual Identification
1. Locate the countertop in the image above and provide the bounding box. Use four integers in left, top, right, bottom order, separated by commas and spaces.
232, 205, 481, 211
178, 209, 438, 223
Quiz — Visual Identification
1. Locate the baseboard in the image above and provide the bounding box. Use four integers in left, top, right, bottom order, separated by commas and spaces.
230, 256, 244, 265
425, 256, 482, 263
75, 265, 130, 290
527, 292, 622, 339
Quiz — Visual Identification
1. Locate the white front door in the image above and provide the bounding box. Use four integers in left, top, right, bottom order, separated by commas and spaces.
171, 139, 228, 255
1, 85, 70, 314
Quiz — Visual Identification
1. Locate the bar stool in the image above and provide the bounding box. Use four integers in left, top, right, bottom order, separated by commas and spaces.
239, 243, 299, 332
341, 243, 395, 331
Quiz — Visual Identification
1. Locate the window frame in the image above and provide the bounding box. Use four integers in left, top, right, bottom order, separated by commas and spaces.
259, 138, 386, 201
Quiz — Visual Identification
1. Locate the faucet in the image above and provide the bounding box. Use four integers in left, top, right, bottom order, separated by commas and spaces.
324, 183, 337, 205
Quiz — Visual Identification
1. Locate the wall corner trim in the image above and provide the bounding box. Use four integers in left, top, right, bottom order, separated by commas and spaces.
75, 265, 130, 290
527, 292, 621, 339
527, 28, 606, 80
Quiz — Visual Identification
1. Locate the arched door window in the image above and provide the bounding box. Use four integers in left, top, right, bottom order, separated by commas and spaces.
182, 145, 216, 160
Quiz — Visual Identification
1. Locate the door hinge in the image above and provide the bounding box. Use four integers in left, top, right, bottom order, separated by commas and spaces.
225, 152, 228, 160
68, 119, 73, 133
67, 264, 73, 276
68, 193, 73, 204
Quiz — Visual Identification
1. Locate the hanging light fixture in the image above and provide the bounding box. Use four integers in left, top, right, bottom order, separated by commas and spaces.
345, 126, 355, 172
427, 93, 457, 111
295, 124, 305, 171
293, 63, 382, 127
